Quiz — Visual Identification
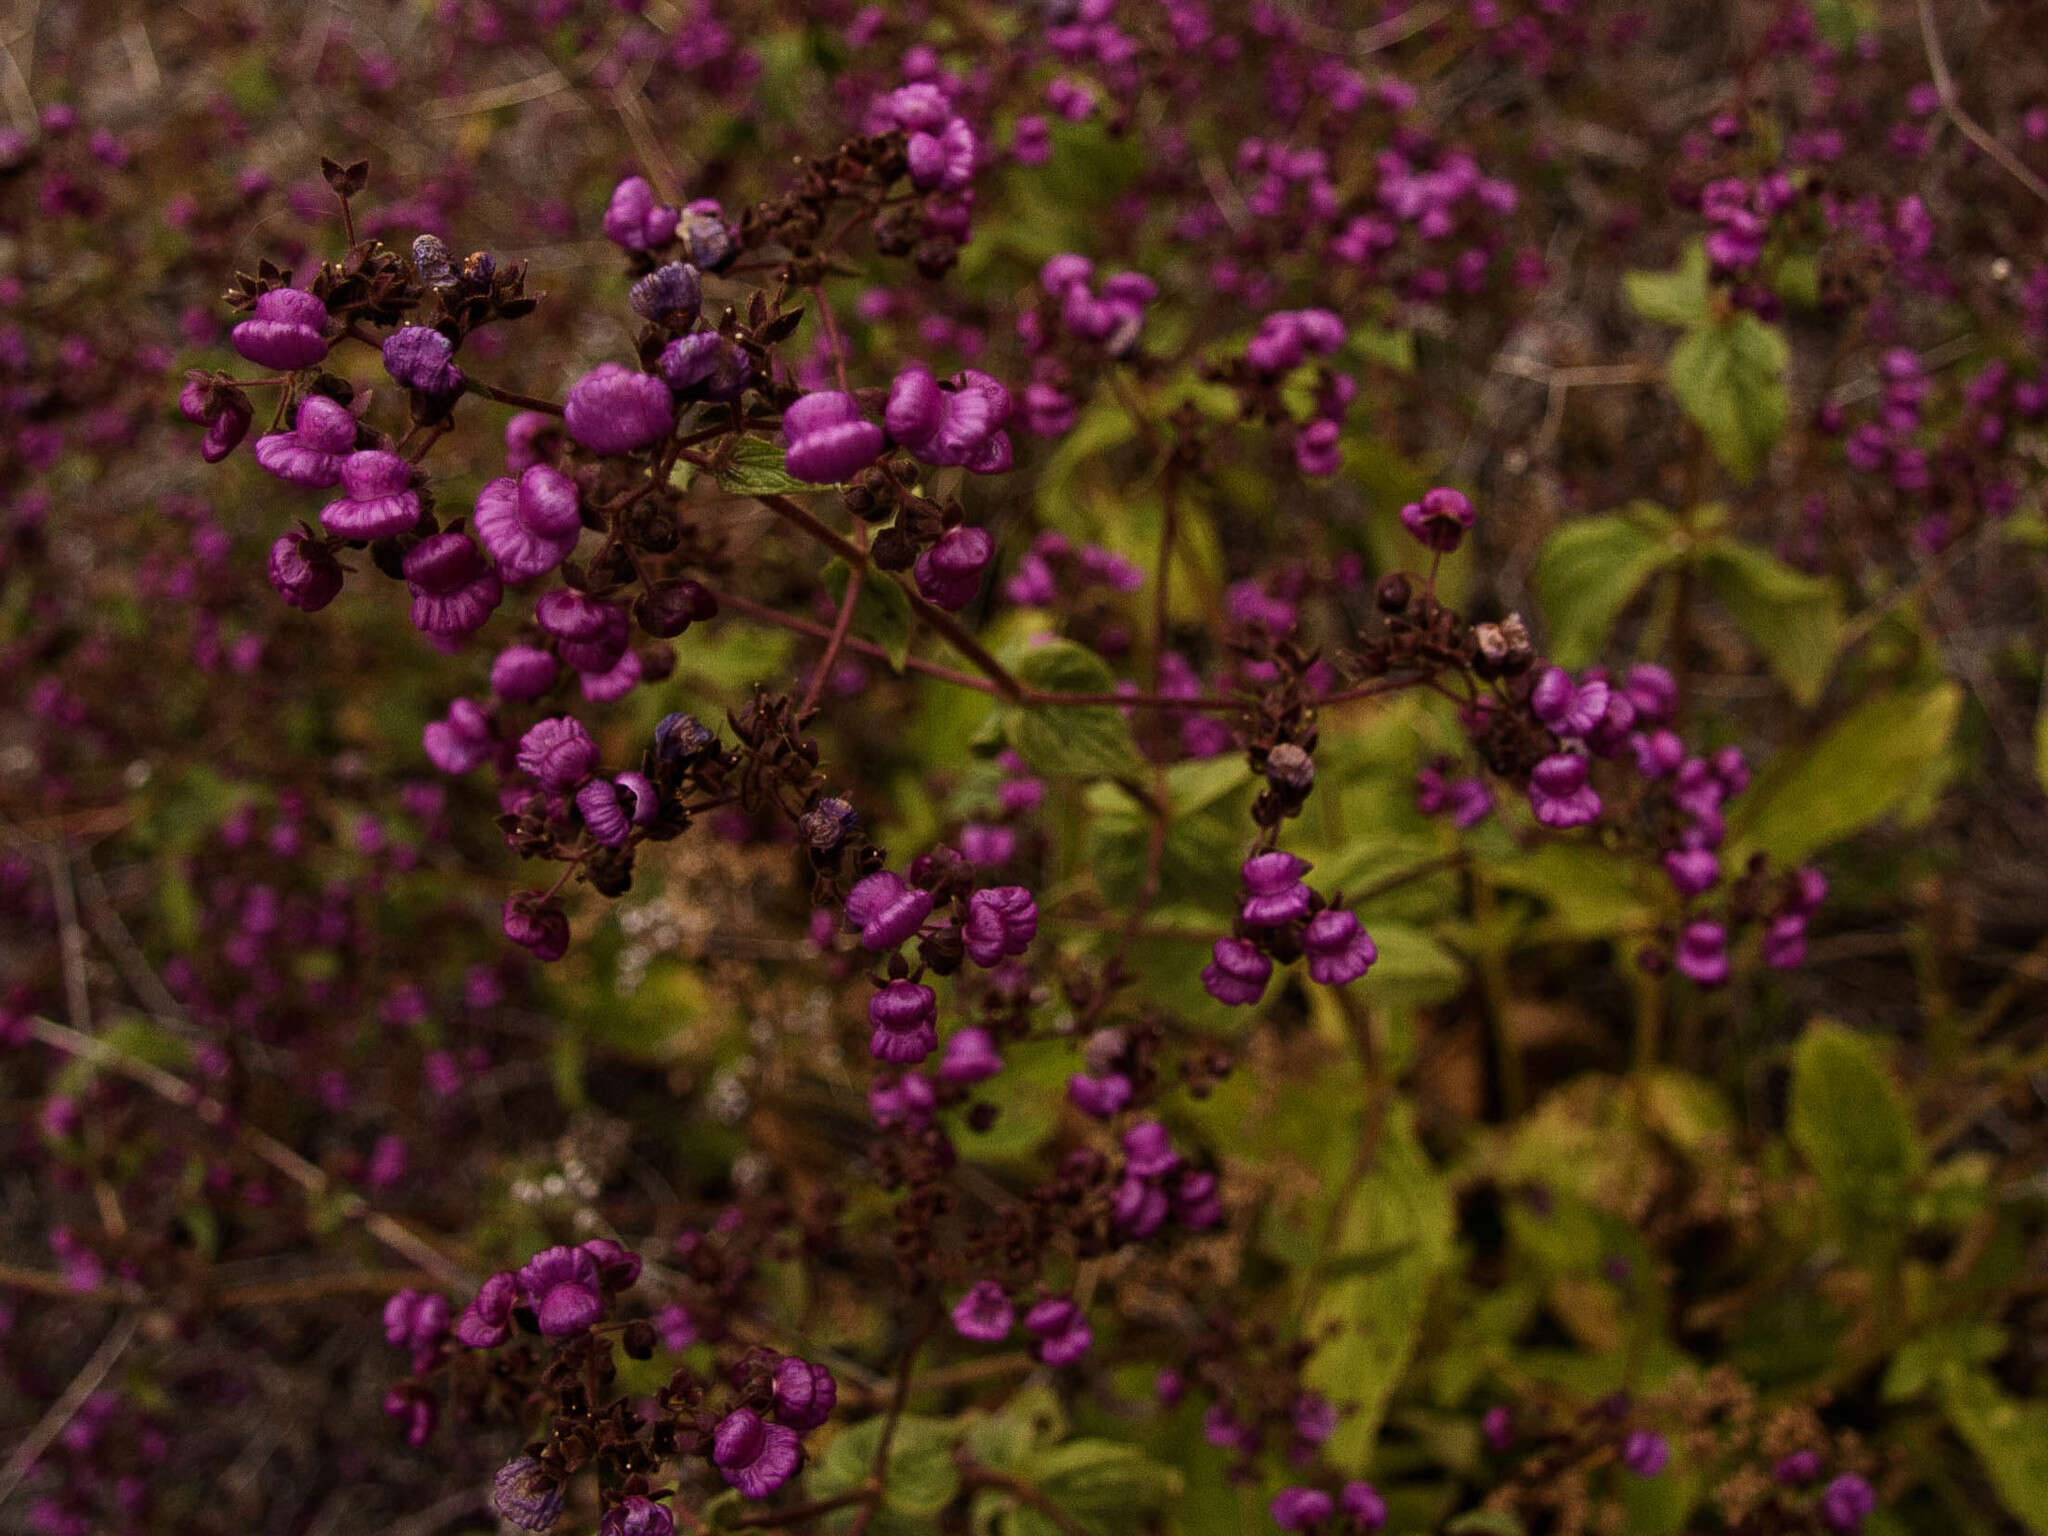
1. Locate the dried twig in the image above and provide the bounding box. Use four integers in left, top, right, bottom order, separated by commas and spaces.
0, 1313, 142, 1509
1917, 0, 2048, 211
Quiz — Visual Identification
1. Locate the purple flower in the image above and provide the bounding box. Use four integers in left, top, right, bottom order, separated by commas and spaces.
598, 1496, 675, 1536
1202, 937, 1272, 1006
268, 530, 343, 612
1624, 664, 1677, 723
1623, 1430, 1669, 1477
915, 525, 995, 610
516, 1245, 605, 1338
963, 885, 1037, 965
1304, 909, 1377, 986
659, 332, 747, 400
1663, 846, 1720, 897
516, 717, 598, 790
506, 410, 557, 471
492, 1458, 566, 1532
1269, 1487, 1334, 1529
1113, 1175, 1169, 1239
181, 375, 253, 463
783, 391, 885, 483
952, 1280, 1015, 1341
1068, 1072, 1132, 1118
455, 1271, 519, 1348
1528, 753, 1600, 829
772, 1358, 837, 1430
1241, 849, 1313, 925
565, 363, 675, 455
1122, 1121, 1180, 1178
321, 450, 421, 540
603, 176, 680, 252
869, 1072, 936, 1129
1531, 668, 1611, 739
475, 465, 583, 583
845, 871, 934, 951
941, 1026, 1003, 1084
1024, 1296, 1092, 1364
1820, 1474, 1875, 1532
1294, 419, 1343, 477
492, 645, 560, 701
907, 116, 978, 191
1674, 920, 1729, 987
537, 587, 626, 649
253, 395, 356, 487
1339, 1482, 1386, 1530
424, 699, 493, 775
1175, 1169, 1223, 1228
869, 980, 939, 1063
1483, 1405, 1514, 1451
578, 1237, 641, 1288
577, 777, 632, 846
630, 261, 701, 323
1399, 486, 1474, 551
1631, 729, 1685, 779
404, 532, 502, 639
503, 896, 570, 961
712, 1408, 802, 1500
886, 367, 1013, 471
232, 287, 329, 371
1773, 1451, 1822, 1486
960, 822, 1016, 866
1762, 913, 1807, 970
381, 1289, 449, 1353
616, 771, 660, 827
383, 326, 464, 397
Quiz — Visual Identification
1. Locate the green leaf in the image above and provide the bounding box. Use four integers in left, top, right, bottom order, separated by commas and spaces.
1667, 313, 1790, 480
814, 1415, 961, 1521
1005, 641, 1144, 780
1444, 1513, 1528, 1536
1016, 1440, 1183, 1528
1788, 1021, 1921, 1256
1624, 242, 1713, 328
1940, 1367, 2048, 1534
963, 1385, 1067, 1471
1884, 1321, 2004, 1401
1699, 538, 1843, 706
715, 436, 814, 496
1302, 1102, 1455, 1471
1532, 505, 1681, 665
1485, 842, 1654, 943
1734, 684, 1961, 864
821, 559, 915, 672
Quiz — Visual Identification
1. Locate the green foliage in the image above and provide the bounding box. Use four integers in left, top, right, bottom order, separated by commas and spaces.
1736, 684, 1962, 862
1532, 503, 1680, 665
822, 560, 915, 672
715, 435, 818, 495
1629, 243, 1792, 479
1940, 1369, 2048, 1535
1788, 1021, 1921, 1258
1003, 640, 1146, 779
1698, 537, 1843, 706
1667, 315, 1791, 480
1302, 1102, 1456, 1471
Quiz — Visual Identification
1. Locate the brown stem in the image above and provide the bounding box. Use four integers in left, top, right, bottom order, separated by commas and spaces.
801, 558, 865, 717
463, 378, 565, 416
